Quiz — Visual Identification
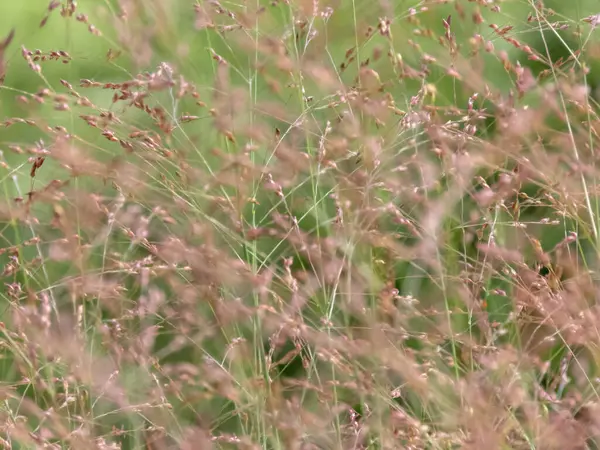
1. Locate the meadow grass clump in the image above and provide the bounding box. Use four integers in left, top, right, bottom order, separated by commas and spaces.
1, 0, 600, 448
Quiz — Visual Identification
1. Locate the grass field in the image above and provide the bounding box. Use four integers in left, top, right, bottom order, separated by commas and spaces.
1, 0, 600, 448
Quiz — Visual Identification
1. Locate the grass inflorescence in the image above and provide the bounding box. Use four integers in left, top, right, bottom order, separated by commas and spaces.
1, 0, 600, 448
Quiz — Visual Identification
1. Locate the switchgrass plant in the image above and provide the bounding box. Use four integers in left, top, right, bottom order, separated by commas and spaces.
1, 0, 600, 448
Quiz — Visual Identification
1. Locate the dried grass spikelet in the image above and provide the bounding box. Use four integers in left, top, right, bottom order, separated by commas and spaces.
497, 106, 544, 140
180, 427, 213, 450
111, 159, 147, 195
12, 308, 130, 408
155, 236, 251, 288
68, 273, 127, 315
514, 251, 599, 359
358, 67, 383, 94
536, 409, 586, 450
0, 199, 26, 222
302, 62, 342, 93
194, 4, 214, 30
110, 1, 154, 68
51, 136, 106, 177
